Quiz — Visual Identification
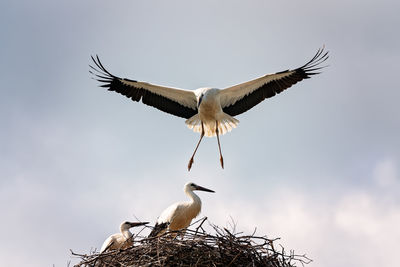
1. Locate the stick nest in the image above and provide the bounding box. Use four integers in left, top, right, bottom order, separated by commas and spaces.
72, 218, 311, 267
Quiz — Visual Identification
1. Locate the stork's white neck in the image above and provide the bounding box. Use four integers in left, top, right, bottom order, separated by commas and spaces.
185, 188, 202, 206
120, 226, 133, 240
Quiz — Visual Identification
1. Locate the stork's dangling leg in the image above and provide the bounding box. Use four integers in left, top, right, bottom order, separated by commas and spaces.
188, 122, 205, 171
216, 121, 224, 169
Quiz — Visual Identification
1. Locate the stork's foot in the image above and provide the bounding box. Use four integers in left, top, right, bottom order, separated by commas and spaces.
220, 156, 224, 169
188, 158, 194, 171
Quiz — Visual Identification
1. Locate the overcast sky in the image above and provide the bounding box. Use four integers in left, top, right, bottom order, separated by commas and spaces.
1, 0, 399, 266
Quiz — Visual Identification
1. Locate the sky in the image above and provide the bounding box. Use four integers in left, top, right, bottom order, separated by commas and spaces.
1, 0, 399, 266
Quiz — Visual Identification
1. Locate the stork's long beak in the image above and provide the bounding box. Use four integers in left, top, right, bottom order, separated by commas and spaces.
194, 185, 215, 193
129, 221, 149, 227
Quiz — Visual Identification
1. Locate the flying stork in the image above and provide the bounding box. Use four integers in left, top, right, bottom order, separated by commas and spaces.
100, 221, 148, 252
90, 47, 328, 171
148, 182, 214, 237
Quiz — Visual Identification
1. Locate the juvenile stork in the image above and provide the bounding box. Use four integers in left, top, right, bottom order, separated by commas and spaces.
90, 47, 328, 171
148, 182, 215, 237
100, 221, 148, 252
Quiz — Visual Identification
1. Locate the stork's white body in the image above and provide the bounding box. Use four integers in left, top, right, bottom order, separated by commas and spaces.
149, 182, 215, 237
157, 185, 202, 231
187, 88, 239, 137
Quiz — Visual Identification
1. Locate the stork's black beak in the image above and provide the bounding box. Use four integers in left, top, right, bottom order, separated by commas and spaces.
194, 185, 215, 193
129, 221, 149, 227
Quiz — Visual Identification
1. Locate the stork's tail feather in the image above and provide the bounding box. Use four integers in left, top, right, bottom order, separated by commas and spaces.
185, 115, 203, 135
185, 114, 239, 137
216, 115, 239, 136
148, 222, 169, 238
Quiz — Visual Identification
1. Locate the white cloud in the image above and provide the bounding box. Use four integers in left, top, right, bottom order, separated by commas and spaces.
373, 158, 398, 187
204, 184, 400, 267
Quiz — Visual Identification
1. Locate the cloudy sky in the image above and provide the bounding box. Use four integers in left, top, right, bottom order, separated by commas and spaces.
1, 0, 399, 266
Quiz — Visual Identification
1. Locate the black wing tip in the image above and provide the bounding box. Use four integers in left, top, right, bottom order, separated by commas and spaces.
89, 56, 138, 86
89, 54, 123, 89
299, 46, 329, 76
89, 55, 112, 76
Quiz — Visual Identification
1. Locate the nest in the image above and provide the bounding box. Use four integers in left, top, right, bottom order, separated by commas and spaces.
72, 218, 311, 267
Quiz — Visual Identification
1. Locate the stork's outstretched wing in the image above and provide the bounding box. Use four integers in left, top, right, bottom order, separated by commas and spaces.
90, 56, 198, 119
219, 47, 329, 116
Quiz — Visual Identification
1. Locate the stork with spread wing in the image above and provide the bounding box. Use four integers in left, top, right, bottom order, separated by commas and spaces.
90, 47, 328, 170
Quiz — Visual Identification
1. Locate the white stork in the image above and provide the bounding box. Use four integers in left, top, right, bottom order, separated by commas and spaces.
90, 47, 328, 171
100, 221, 148, 252
148, 182, 214, 237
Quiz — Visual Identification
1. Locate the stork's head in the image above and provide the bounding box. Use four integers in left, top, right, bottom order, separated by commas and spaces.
195, 88, 208, 108
198, 93, 204, 108
195, 87, 218, 108
120, 221, 149, 231
184, 182, 215, 193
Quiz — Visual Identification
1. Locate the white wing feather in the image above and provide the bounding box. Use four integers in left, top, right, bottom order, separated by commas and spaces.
219, 71, 295, 108
118, 80, 197, 109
